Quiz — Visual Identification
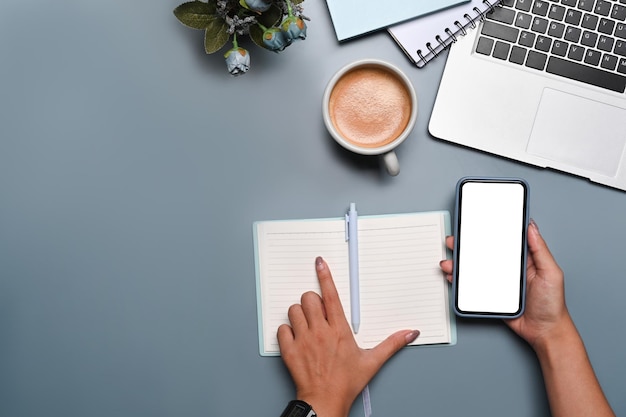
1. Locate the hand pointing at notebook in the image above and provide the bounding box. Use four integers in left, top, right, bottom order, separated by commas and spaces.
277, 256, 420, 417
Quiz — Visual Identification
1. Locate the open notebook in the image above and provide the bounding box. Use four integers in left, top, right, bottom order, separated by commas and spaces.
253, 210, 456, 356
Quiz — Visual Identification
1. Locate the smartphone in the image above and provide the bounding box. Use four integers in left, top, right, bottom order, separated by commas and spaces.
453, 177, 529, 318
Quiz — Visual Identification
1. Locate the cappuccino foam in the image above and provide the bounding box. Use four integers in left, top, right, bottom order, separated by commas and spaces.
329, 67, 412, 148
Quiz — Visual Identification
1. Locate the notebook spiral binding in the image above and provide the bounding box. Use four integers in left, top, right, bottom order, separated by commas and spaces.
416, 0, 500, 66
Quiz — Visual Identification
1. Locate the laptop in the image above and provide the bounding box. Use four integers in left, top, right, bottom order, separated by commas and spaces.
429, 0, 626, 191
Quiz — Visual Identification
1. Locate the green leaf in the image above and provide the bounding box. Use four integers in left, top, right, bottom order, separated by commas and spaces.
249, 24, 268, 50
204, 17, 230, 54
239, 0, 252, 11
291, 0, 305, 4
257, 4, 283, 28
174, 1, 217, 30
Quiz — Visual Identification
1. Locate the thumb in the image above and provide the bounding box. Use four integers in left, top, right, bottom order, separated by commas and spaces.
527, 220, 561, 275
367, 329, 420, 370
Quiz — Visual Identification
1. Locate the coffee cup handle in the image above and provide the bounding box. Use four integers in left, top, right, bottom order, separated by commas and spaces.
382, 151, 400, 176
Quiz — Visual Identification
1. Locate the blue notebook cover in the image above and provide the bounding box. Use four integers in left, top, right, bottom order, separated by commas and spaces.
325, 0, 469, 41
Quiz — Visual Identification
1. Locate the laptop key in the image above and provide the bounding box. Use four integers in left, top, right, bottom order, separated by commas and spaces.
516, 13, 533, 29
618, 57, 626, 73
548, 21, 566, 38
535, 35, 553, 51
581, 30, 599, 47
476, 37, 495, 55
526, 50, 548, 69
546, 56, 626, 92
584, 48, 602, 65
532, 0, 549, 16
487, 6, 516, 24
519, 31, 536, 46
565, 26, 582, 42
548, 4, 566, 21
515, 0, 532, 12
568, 44, 586, 60
494, 41, 511, 60
510, 45, 528, 64
577, 0, 594, 12
565, 9, 583, 25
612, 4, 626, 21
595, 0, 612, 16
598, 35, 615, 51
582, 13, 599, 30
482, 21, 520, 43
601, 53, 619, 70
532, 16, 549, 33
598, 18, 616, 34
552, 40, 569, 56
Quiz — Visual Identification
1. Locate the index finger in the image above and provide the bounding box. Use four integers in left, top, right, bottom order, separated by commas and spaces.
314, 257, 348, 326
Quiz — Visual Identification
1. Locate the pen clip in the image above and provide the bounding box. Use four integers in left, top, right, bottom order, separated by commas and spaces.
345, 213, 350, 242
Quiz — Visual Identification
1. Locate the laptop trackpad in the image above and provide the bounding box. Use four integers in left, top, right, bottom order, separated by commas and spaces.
527, 88, 626, 177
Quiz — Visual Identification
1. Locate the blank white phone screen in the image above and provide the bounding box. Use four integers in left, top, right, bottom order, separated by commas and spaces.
457, 181, 526, 314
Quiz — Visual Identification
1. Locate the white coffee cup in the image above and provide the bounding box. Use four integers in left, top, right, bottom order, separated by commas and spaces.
322, 59, 418, 176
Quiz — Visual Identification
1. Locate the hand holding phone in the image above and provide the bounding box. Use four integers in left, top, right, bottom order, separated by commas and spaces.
453, 177, 529, 318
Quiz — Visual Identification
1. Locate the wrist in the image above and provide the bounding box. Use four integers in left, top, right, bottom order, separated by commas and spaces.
297, 393, 351, 417
532, 313, 579, 358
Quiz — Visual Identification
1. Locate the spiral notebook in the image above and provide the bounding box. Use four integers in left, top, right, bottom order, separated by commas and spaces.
388, 0, 501, 68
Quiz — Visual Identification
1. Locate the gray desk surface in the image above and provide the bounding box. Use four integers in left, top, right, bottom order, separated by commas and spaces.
1, 1, 624, 416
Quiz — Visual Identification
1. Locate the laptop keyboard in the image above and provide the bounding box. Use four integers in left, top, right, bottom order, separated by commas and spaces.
476, 0, 626, 93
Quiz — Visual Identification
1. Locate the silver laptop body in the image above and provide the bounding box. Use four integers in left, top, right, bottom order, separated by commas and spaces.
429, 0, 626, 191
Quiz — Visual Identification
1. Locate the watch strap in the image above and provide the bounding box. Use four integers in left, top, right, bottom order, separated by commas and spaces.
280, 400, 317, 417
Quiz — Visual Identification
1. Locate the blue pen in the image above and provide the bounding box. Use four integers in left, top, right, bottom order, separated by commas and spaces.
346, 203, 360, 334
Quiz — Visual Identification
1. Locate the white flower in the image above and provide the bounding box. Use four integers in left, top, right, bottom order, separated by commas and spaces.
224, 47, 250, 76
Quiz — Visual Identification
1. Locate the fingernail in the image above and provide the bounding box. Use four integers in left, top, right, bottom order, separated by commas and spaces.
530, 218, 540, 233
405, 330, 420, 343
315, 256, 324, 270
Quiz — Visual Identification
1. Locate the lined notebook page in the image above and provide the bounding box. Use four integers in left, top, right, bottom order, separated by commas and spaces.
254, 211, 453, 356
255, 219, 351, 355
356, 214, 451, 348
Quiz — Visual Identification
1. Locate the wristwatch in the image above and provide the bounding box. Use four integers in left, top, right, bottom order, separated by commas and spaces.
280, 400, 317, 417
